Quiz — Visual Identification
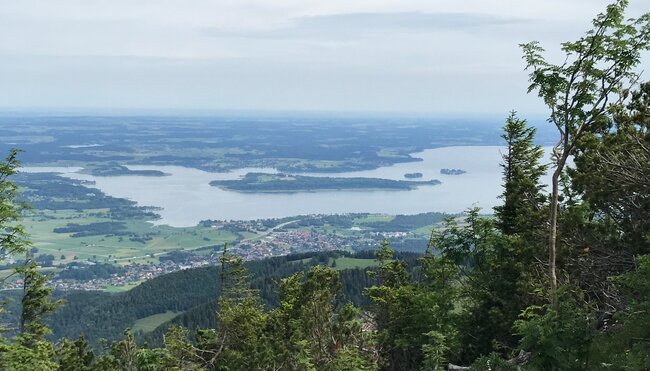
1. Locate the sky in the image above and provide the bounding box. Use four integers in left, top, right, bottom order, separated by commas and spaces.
0, 0, 648, 115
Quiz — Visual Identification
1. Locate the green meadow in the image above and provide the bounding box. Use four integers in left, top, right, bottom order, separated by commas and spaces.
132, 311, 183, 333
21, 209, 242, 267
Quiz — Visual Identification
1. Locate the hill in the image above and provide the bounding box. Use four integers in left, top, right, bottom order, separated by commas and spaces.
45, 250, 422, 348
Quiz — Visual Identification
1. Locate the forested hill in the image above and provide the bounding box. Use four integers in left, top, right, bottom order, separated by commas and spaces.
46, 250, 421, 348
140, 263, 379, 348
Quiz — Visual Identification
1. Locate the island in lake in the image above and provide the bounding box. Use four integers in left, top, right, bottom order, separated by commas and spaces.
440, 168, 466, 175
210, 173, 441, 193
83, 163, 168, 177
404, 172, 423, 179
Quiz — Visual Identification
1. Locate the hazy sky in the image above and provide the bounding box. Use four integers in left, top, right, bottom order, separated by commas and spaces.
1, 0, 648, 115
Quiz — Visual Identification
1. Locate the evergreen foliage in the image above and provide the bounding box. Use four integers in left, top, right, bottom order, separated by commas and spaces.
494, 112, 547, 237
0, 2, 649, 369
0, 149, 28, 260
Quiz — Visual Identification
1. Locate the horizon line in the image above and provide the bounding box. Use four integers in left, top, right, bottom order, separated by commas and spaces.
0, 106, 550, 120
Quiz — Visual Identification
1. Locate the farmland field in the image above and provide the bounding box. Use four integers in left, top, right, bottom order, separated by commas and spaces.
132, 311, 183, 333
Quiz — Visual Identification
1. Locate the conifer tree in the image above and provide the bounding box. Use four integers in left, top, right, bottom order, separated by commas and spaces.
17, 260, 61, 342
269, 265, 375, 370
0, 149, 28, 271
0, 149, 59, 370
367, 241, 459, 370
194, 244, 266, 369
494, 112, 547, 236
55, 336, 95, 371
0, 149, 26, 338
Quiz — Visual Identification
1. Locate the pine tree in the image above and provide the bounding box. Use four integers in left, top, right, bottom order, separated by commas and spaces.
194, 244, 266, 369
0, 149, 59, 371
0, 149, 27, 337
494, 112, 547, 237
0, 149, 29, 269
367, 240, 458, 370
55, 336, 95, 371
17, 261, 62, 342
268, 265, 375, 370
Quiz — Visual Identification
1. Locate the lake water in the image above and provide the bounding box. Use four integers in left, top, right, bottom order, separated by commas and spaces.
23, 146, 553, 227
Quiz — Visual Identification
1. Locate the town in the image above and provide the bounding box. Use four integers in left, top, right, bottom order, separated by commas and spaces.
4, 214, 434, 291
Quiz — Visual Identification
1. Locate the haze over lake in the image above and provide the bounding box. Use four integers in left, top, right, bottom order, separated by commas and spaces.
24, 146, 553, 227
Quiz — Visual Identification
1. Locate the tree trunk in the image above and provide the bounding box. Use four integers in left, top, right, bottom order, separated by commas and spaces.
549, 152, 568, 302
549, 167, 560, 298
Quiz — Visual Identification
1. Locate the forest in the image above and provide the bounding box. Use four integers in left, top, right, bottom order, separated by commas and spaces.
41, 250, 407, 349
0, 1, 649, 370
209, 173, 440, 192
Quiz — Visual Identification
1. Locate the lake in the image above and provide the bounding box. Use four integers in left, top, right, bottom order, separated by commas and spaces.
23, 146, 553, 227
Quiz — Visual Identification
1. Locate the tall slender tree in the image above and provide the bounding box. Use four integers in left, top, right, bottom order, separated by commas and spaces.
520, 0, 650, 297
0, 149, 28, 268
0, 150, 61, 370
0, 149, 27, 337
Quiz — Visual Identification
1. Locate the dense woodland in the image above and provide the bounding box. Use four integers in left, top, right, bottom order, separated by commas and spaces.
1, 1, 650, 369
209, 173, 440, 192
42, 251, 415, 349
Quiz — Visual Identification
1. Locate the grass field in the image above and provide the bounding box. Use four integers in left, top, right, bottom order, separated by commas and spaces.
298, 257, 377, 271
103, 281, 144, 293
22, 209, 242, 266
352, 215, 394, 224
330, 257, 377, 270
412, 226, 437, 238
132, 311, 183, 333
0, 269, 14, 280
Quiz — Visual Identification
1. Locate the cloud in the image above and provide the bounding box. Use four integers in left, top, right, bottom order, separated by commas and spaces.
1, 0, 646, 114
201, 12, 529, 40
